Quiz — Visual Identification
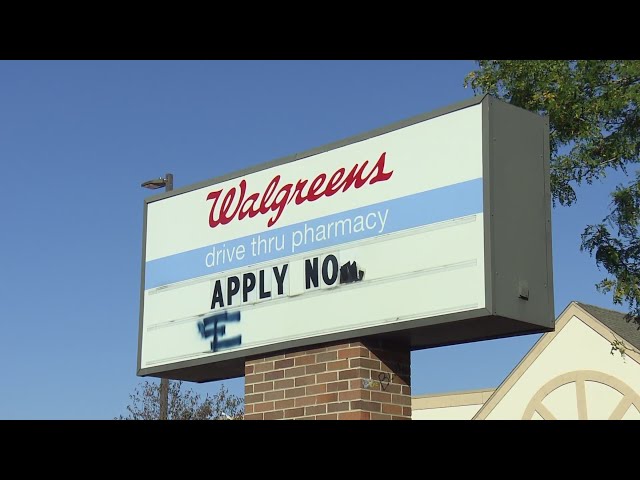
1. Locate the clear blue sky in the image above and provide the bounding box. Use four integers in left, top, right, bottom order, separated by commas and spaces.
0, 60, 628, 419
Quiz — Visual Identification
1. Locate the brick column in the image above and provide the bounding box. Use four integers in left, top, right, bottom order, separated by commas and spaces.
244, 339, 411, 420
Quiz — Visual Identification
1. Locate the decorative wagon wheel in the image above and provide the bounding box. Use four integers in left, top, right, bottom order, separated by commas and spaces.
523, 370, 640, 420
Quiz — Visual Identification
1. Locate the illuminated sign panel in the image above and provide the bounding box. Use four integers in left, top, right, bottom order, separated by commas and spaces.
138, 96, 553, 381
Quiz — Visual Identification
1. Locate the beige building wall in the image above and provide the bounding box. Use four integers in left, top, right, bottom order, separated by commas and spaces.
413, 404, 482, 420
412, 389, 493, 420
412, 303, 640, 420
478, 304, 640, 420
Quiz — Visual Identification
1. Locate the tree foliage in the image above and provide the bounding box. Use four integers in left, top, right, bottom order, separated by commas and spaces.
465, 61, 640, 326
117, 380, 244, 420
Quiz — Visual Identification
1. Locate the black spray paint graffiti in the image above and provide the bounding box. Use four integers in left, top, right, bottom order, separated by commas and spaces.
198, 311, 242, 352
362, 372, 392, 391
339, 260, 364, 284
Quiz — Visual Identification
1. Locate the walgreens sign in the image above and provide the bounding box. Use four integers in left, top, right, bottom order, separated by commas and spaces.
139, 96, 554, 382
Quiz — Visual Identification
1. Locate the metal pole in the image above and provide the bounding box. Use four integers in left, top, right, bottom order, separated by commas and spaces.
159, 173, 173, 421
159, 378, 169, 420
164, 173, 173, 192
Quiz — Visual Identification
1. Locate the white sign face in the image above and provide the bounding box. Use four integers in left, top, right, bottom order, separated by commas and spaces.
140, 103, 485, 372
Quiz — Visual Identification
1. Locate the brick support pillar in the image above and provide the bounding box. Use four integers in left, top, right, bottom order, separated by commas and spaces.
244, 339, 411, 420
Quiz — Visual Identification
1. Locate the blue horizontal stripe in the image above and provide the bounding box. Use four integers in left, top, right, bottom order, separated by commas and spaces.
145, 178, 483, 289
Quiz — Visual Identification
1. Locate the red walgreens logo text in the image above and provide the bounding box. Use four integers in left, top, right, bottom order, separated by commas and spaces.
206, 152, 393, 229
